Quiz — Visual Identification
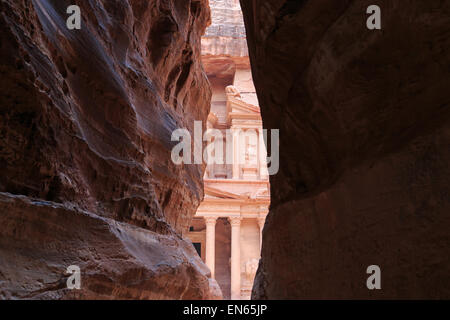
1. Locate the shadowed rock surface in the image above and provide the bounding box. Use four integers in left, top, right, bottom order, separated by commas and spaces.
240, 0, 450, 299
0, 0, 221, 299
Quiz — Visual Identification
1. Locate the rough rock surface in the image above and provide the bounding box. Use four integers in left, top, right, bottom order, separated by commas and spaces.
240, 0, 450, 298
202, 0, 249, 86
202, 0, 248, 57
0, 0, 221, 299
0, 192, 219, 299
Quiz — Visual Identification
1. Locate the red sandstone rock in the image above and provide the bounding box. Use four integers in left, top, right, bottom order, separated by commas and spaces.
0, 192, 219, 299
202, 0, 248, 57
240, 0, 450, 298
0, 0, 220, 299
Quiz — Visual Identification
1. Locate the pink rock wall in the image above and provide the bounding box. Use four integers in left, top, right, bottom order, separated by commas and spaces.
0, 0, 220, 299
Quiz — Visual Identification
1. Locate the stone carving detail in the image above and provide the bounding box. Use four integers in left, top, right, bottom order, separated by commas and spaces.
228, 216, 242, 226
187, 0, 271, 299
202, 0, 248, 57
244, 258, 259, 280
257, 217, 266, 228
204, 217, 218, 225
226, 85, 241, 97
245, 140, 258, 165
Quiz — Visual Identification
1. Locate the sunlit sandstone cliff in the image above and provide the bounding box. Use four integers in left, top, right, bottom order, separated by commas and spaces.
0, 0, 222, 299
202, 0, 248, 57
201, 0, 256, 141
240, 0, 450, 299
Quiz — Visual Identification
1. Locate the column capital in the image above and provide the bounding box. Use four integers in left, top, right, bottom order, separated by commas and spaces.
230, 215, 241, 300
204, 216, 218, 225
228, 216, 242, 226
257, 217, 266, 228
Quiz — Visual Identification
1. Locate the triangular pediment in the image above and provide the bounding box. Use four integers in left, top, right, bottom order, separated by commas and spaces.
205, 194, 228, 200
204, 185, 241, 200
229, 97, 260, 114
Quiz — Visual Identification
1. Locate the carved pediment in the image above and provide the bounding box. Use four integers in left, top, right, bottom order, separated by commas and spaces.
204, 184, 269, 201
204, 185, 241, 200
225, 86, 261, 124
230, 101, 260, 114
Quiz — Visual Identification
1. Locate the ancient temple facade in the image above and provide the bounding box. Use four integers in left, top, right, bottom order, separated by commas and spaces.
186, 0, 270, 300
186, 79, 270, 300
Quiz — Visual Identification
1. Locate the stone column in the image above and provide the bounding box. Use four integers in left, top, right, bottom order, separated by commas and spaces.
257, 217, 265, 253
204, 216, 217, 279
258, 127, 269, 179
232, 128, 241, 179
229, 216, 242, 300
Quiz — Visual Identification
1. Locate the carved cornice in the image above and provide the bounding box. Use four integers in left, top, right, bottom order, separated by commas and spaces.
257, 217, 266, 228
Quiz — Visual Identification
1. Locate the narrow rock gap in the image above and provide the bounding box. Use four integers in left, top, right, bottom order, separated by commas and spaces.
1, 0, 449, 301
185, 0, 271, 300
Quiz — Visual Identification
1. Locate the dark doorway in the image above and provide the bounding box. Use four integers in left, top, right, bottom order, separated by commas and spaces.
193, 242, 202, 257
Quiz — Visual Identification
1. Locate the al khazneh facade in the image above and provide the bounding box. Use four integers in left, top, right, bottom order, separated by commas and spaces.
186, 0, 270, 300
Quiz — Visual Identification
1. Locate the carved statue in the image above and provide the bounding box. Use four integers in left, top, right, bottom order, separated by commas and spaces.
245, 258, 259, 280
225, 85, 241, 97
245, 141, 257, 165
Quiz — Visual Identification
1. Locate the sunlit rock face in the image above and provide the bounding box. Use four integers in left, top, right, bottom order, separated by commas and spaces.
202, 0, 248, 57
240, 0, 450, 299
202, 0, 250, 95
0, 0, 220, 299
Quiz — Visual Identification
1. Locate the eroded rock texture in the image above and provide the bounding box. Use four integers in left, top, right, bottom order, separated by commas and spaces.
202, 0, 248, 57
202, 0, 250, 91
0, 193, 223, 299
0, 0, 220, 299
240, 0, 450, 298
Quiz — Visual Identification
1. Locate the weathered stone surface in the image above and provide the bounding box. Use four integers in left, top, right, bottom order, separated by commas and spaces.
201, 0, 250, 87
0, 0, 220, 299
202, 0, 248, 57
0, 192, 220, 299
240, 0, 450, 298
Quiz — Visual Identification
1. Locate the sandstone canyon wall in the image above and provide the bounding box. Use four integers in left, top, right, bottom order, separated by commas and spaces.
240, 0, 450, 298
0, 0, 222, 299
